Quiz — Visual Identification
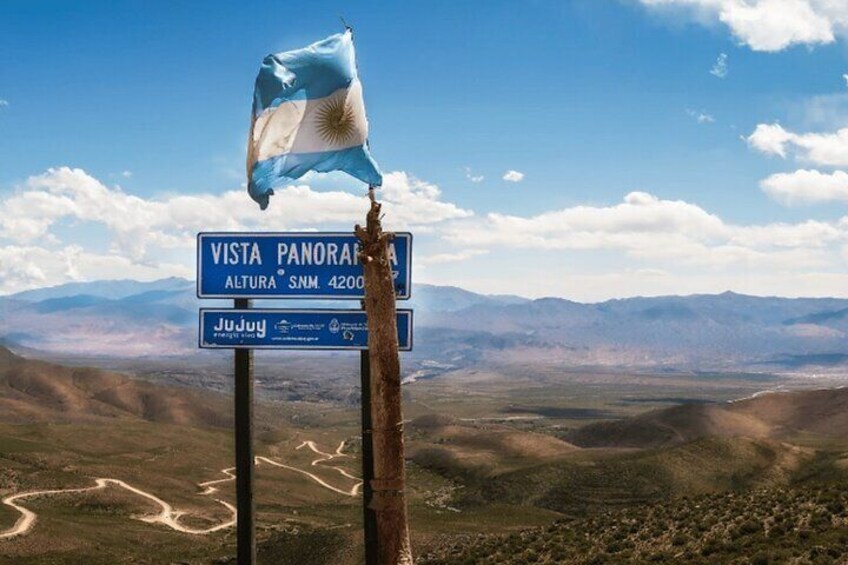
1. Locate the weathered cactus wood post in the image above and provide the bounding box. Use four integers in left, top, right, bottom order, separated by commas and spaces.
355, 186, 413, 565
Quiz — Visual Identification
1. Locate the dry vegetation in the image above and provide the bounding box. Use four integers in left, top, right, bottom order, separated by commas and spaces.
5, 345, 848, 563
420, 482, 848, 564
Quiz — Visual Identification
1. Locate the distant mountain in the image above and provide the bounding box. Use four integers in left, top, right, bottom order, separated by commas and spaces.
784, 307, 848, 326
407, 284, 527, 312
423, 291, 848, 370
10, 277, 193, 302
0, 279, 531, 356
2, 278, 848, 370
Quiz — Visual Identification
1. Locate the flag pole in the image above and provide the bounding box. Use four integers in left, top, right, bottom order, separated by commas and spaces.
356, 186, 414, 565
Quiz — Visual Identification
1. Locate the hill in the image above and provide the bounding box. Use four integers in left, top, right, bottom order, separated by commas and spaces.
420, 481, 848, 564
0, 349, 365, 563
1, 348, 848, 563
407, 413, 578, 477
0, 346, 231, 427
414, 386, 848, 563
567, 387, 848, 449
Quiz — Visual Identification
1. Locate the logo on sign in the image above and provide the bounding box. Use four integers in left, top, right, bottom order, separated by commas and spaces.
212, 317, 267, 339
329, 318, 340, 334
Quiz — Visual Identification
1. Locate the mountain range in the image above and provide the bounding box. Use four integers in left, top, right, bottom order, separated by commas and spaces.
2, 278, 848, 371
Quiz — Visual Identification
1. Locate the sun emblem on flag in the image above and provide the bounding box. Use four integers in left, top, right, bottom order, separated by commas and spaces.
315, 95, 356, 145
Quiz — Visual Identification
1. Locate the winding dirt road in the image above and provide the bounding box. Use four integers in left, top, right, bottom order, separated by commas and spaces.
0, 439, 360, 540
0, 477, 235, 540
257, 440, 362, 497
198, 467, 237, 496
1, 483, 105, 540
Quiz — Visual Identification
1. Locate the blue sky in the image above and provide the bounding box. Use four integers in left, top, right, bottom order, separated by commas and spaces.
2, 0, 848, 299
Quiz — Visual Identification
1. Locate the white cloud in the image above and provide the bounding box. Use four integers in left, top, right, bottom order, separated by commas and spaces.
0, 167, 471, 293
0, 244, 193, 295
843, 74, 848, 87
502, 170, 525, 183
442, 268, 848, 302
379, 172, 473, 229
747, 123, 848, 166
421, 189, 848, 299
761, 169, 848, 204
418, 249, 489, 266
5, 167, 848, 300
747, 123, 795, 157
444, 191, 725, 252
710, 53, 728, 78
639, 0, 848, 52
730, 219, 841, 247
464, 167, 484, 183
441, 191, 847, 272
686, 108, 716, 123
121, 170, 132, 178
633, 268, 670, 277
0, 99, 8, 108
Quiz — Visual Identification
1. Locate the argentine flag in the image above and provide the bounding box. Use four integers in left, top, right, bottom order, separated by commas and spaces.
247, 30, 382, 210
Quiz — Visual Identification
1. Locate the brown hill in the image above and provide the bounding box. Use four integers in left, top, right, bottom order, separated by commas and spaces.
727, 388, 848, 436
475, 436, 812, 516
407, 413, 578, 476
568, 387, 848, 449
0, 346, 230, 427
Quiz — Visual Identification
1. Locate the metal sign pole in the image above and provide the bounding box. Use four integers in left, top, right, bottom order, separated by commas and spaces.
234, 297, 256, 565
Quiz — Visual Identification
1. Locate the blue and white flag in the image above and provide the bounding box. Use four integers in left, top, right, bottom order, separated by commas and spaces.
247, 30, 382, 209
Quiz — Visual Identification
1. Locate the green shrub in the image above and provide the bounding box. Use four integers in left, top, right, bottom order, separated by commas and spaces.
748, 550, 770, 565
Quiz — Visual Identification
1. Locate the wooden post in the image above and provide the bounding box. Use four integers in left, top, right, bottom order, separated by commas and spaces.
355, 187, 413, 565
234, 298, 256, 565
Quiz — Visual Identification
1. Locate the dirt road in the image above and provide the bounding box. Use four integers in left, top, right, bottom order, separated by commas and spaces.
0, 439, 360, 539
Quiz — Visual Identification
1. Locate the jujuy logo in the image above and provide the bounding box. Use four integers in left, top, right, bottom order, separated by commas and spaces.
213, 317, 267, 338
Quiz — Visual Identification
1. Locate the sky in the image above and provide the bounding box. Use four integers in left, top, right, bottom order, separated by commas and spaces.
2, 0, 848, 301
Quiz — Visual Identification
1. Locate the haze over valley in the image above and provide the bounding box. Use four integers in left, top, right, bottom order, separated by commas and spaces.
4, 277, 848, 374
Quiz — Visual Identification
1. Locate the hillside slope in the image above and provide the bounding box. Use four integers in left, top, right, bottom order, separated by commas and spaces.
421, 481, 848, 564
567, 387, 848, 449
0, 346, 230, 427
407, 414, 578, 477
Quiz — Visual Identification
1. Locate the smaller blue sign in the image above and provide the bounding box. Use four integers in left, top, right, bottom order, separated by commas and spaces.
199, 309, 413, 351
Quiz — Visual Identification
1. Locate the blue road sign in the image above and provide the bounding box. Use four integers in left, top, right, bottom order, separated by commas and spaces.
199, 309, 413, 351
197, 232, 411, 299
